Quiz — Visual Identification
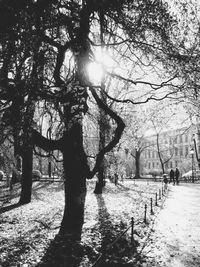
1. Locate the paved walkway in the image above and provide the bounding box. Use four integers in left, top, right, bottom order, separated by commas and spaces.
145, 183, 200, 267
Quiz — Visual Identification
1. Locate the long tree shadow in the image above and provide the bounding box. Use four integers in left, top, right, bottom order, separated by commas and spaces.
35, 233, 94, 267
95, 194, 115, 251
95, 194, 136, 267
0, 202, 21, 214
0, 181, 62, 214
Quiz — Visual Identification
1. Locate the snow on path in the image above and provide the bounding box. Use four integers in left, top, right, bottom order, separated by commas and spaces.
145, 184, 200, 267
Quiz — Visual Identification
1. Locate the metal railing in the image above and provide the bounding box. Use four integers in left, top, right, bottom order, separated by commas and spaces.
91, 184, 168, 267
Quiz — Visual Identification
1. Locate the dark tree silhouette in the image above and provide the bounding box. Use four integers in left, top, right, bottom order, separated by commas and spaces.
0, 0, 181, 242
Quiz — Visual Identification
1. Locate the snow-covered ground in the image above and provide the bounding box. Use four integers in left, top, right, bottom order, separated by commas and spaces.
143, 183, 200, 267
0, 180, 166, 266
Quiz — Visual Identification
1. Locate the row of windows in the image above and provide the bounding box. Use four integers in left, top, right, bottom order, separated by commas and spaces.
144, 151, 158, 159
145, 133, 200, 147
147, 161, 179, 170
147, 162, 159, 169
144, 145, 200, 159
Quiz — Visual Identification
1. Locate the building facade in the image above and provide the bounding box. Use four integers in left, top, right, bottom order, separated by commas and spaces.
142, 125, 200, 175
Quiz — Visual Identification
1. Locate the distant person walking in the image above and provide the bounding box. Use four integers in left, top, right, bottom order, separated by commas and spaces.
175, 167, 180, 185
169, 169, 175, 185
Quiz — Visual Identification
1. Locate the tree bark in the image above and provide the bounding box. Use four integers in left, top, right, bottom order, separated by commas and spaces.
33, 123, 89, 240
94, 108, 107, 194
19, 147, 33, 204
94, 11, 107, 195
59, 124, 90, 240
135, 149, 141, 179
94, 164, 105, 194
156, 133, 165, 174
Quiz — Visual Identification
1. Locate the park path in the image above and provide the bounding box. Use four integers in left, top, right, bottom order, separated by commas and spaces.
144, 183, 200, 267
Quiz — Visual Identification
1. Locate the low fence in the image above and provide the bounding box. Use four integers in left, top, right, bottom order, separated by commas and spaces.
1, 178, 169, 265
0, 176, 64, 203
91, 183, 168, 267
130, 176, 200, 183
180, 177, 200, 183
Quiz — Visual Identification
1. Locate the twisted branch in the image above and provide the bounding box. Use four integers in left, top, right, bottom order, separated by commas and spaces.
88, 86, 125, 179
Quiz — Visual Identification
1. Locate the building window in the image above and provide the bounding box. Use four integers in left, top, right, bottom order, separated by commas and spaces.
148, 162, 151, 169
179, 135, 183, 143
170, 162, 173, 168
185, 134, 188, 143
175, 147, 178, 156
148, 151, 151, 158
180, 148, 183, 157
152, 162, 155, 168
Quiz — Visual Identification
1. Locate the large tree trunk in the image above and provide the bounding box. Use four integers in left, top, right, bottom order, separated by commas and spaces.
135, 149, 141, 179
19, 147, 33, 204
161, 162, 165, 174
94, 163, 105, 194
94, 113, 107, 194
59, 123, 89, 240
94, 84, 108, 194
94, 13, 107, 194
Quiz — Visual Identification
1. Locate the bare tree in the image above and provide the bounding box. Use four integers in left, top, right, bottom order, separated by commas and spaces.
0, 0, 184, 242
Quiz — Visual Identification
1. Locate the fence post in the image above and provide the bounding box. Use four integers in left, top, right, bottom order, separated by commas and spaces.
150, 198, 153, 214
155, 192, 158, 206
131, 217, 134, 243
144, 204, 147, 223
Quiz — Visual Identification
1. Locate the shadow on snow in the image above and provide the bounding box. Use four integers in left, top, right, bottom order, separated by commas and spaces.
94, 194, 138, 267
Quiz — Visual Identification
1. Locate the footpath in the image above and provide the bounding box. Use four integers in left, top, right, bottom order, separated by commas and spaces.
144, 183, 200, 267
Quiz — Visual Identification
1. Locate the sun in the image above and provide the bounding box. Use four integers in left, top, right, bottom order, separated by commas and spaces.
87, 49, 115, 85
87, 62, 104, 84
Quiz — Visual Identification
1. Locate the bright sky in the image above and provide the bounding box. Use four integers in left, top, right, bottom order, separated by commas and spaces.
87, 48, 116, 85
87, 1, 198, 137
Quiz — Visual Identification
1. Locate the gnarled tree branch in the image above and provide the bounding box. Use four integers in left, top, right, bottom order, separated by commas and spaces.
88, 86, 125, 179
32, 129, 63, 151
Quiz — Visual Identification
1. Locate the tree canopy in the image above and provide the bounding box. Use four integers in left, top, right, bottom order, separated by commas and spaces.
0, 0, 198, 242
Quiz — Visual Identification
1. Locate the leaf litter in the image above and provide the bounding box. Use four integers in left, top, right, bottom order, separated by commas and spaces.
0, 179, 166, 266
